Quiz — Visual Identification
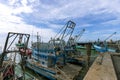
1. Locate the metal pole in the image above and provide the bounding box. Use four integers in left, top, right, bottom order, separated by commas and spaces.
0, 33, 10, 67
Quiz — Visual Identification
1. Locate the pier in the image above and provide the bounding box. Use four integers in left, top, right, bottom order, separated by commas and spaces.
83, 52, 117, 80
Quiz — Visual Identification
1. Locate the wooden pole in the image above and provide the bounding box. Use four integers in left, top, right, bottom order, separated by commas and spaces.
86, 43, 92, 68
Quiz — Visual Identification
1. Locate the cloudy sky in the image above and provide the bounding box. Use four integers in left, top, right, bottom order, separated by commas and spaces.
0, 0, 120, 47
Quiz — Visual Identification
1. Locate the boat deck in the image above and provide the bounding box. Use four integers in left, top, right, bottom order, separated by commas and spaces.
26, 59, 82, 80
61, 63, 82, 80
83, 52, 117, 80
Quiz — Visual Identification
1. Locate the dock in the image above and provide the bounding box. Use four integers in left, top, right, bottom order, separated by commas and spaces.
111, 53, 120, 80
83, 52, 117, 80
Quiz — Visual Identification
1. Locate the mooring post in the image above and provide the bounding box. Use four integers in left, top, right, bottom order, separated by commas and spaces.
86, 43, 92, 68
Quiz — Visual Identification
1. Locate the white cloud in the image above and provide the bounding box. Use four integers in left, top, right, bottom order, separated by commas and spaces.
0, 3, 12, 15
0, 2, 56, 47
21, 0, 27, 6
13, 6, 32, 14
29, 0, 120, 20
2, 0, 120, 20
0, 0, 120, 47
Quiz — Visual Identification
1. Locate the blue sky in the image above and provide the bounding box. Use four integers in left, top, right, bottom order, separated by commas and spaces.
0, 0, 120, 47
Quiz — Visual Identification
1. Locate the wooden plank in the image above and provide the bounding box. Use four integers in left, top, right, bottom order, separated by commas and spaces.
62, 63, 82, 80
84, 53, 117, 80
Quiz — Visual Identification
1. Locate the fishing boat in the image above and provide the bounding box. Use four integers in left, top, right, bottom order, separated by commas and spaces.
25, 43, 82, 80
25, 21, 85, 80
93, 32, 117, 53
93, 44, 116, 53
0, 32, 40, 80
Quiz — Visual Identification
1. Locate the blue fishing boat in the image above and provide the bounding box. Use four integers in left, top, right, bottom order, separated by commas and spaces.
25, 47, 82, 80
25, 21, 83, 80
93, 43, 116, 53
